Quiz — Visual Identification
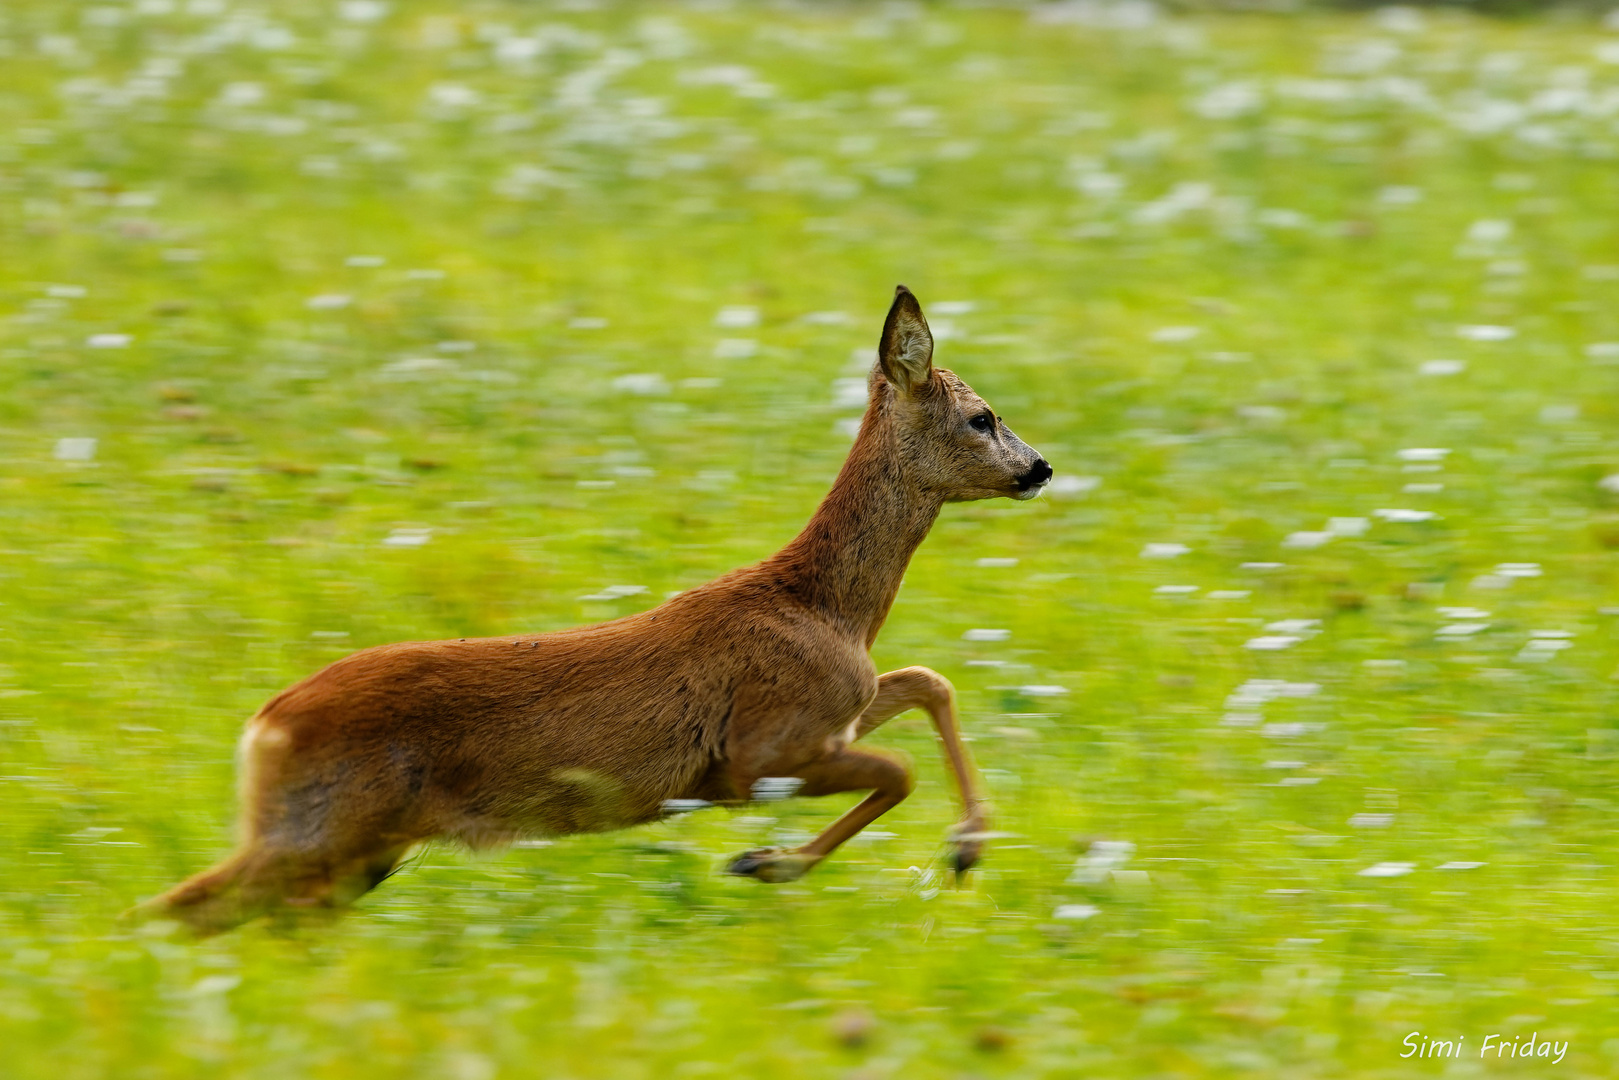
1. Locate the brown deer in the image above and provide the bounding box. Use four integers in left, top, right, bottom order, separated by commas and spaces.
133, 286, 1051, 932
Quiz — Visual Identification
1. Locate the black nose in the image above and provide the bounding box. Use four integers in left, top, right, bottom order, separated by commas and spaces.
1018, 458, 1052, 489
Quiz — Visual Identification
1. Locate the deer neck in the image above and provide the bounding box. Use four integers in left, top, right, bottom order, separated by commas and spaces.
771, 399, 942, 646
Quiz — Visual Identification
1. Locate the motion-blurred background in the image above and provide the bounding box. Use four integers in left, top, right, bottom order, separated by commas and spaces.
4, 1, 1619, 1076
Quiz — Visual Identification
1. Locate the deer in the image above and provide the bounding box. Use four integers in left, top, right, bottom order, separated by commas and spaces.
132, 286, 1052, 933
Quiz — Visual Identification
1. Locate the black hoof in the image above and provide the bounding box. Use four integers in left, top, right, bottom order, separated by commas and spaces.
726, 848, 777, 877
952, 843, 983, 876
725, 847, 817, 882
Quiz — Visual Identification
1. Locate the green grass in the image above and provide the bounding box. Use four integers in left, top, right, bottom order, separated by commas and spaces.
5, 1, 1619, 1076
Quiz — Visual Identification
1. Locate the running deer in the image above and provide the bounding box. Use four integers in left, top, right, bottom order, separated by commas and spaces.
135, 286, 1052, 932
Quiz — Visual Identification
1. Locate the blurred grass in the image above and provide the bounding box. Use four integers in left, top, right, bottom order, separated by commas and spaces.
4, 1, 1619, 1077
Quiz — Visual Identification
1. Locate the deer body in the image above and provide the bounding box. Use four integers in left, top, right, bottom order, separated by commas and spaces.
140, 287, 1051, 931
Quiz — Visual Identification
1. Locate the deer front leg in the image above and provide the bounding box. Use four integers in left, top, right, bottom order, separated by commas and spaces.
726, 747, 913, 883
856, 666, 991, 874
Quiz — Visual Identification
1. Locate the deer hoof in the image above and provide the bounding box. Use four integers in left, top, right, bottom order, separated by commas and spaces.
948, 823, 996, 876
951, 839, 984, 876
725, 847, 817, 883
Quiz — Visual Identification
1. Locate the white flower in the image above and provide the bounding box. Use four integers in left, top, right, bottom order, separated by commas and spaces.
382, 528, 431, 548
1194, 81, 1263, 120
713, 339, 756, 359
1053, 903, 1099, 920
1517, 635, 1573, 662
1068, 840, 1134, 884
378, 356, 455, 380
714, 305, 759, 328
1245, 635, 1300, 651
1456, 324, 1515, 341
1396, 447, 1449, 462
1419, 359, 1465, 375
86, 333, 131, 348
1466, 219, 1512, 244
1256, 208, 1309, 229
306, 294, 351, 310
1141, 542, 1190, 558
830, 378, 868, 409
962, 628, 1011, 642
338, 0, 390, 22
1358, 862, 1415, 878
54, 437, 97, 461
1374, 508, 1437, 523
612, 373, 668, 395
1328, 517, 1369, 536
1226, 679, 1318, 708
217, 82, 265, 107
1375, 6, 1425, 32
1283, 531, 1333, 550
577, 585, 648, 601
429, 83, 481, 109
1048, 475, 1100, 496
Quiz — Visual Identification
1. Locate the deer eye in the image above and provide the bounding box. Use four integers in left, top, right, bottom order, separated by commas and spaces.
969, 413, 994, 433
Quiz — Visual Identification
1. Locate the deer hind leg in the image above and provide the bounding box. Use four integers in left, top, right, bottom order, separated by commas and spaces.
855, 666, 992, 874
135, 715, 423, 933
136, 837, 413, 935
726, 747, 913, 883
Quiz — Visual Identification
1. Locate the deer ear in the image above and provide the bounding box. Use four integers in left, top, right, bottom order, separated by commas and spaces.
877, 285, 933, 395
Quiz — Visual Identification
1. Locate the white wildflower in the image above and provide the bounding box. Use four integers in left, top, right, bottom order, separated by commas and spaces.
382, 528, 431, 548
1358, 862, 1415, 878
54, 437, 97, 461
714, 306, 759, 328
612, 373, 668, 395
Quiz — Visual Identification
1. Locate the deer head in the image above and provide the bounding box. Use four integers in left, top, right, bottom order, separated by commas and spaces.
871, 286, 1052, 503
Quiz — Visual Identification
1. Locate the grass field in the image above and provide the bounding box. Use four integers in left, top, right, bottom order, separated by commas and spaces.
6, 1, 1619, 1076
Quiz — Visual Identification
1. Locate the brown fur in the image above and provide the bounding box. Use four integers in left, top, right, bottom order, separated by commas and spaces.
132, 286, 1051, 932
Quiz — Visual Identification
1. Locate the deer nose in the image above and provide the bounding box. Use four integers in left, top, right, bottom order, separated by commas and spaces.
1018, 458, 1053, 489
